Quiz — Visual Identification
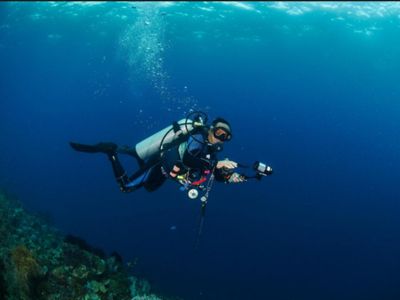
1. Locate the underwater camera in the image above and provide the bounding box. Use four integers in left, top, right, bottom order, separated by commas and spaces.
253, 161, 273, 176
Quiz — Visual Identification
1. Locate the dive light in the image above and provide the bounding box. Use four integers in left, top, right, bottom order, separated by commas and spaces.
253, 161, 273, 176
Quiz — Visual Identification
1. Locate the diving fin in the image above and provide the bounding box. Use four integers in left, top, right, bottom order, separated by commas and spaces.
69, 142, 117, 155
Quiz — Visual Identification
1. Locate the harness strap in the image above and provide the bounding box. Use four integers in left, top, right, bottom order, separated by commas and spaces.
172, 121, 182, 135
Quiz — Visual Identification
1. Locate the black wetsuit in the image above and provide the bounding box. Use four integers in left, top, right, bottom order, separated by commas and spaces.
111, 129, 223, 193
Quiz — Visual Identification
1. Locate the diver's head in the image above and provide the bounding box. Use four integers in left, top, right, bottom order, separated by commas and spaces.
208, 117, 232, 144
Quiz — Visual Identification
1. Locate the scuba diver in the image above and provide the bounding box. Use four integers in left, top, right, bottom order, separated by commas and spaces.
69, 112, 273, 201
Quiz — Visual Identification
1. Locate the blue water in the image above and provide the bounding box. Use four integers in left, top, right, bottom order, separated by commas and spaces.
1, 2, 400, 299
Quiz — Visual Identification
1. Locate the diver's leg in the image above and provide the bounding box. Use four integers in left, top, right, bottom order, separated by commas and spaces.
109, 154, 156, 192
143, 164, 167, 192
107, 154, 132, 192
69, 141, 152, 192
70, 141, 134, 192
117, 145, 137, 157
70, 141, 147, 168
117, 145, 145, 168
124, 168, 151, 190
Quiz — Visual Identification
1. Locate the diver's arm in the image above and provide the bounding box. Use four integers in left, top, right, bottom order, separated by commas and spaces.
216, 159, 237, 169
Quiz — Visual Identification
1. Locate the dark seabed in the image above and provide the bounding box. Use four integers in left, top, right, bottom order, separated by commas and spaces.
1, 2, 400, 300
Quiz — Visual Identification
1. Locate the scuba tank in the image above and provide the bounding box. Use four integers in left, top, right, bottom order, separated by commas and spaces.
134, 112, 208, 165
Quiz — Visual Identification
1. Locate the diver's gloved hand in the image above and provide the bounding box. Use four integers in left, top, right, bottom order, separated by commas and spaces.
228, 172, 246, 183
216, 159, 237, 170
169, 163, 188, 178
169, 165, 190, 187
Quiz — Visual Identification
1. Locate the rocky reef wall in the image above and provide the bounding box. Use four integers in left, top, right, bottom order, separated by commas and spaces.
0, 191, 174, 300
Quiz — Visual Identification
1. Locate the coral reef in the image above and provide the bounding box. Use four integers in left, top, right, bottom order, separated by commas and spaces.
9, 244, 40, 299
0, 191, 174, 300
